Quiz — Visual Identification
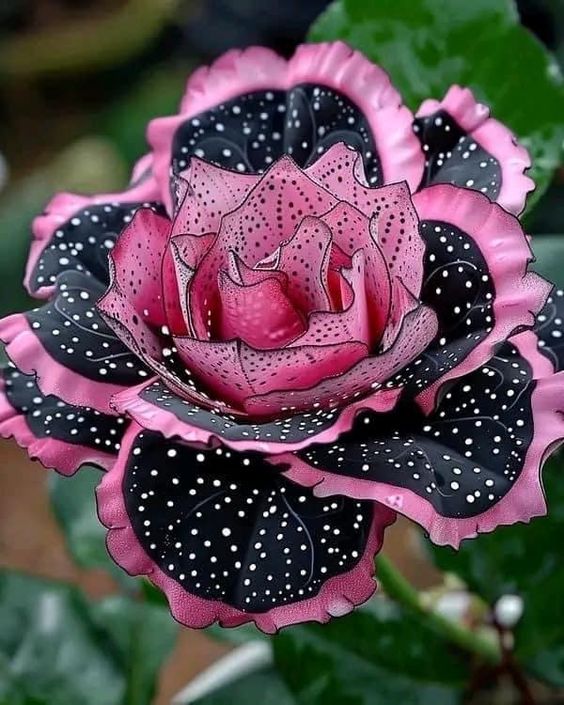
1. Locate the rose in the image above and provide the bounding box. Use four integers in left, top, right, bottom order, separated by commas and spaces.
2, 42, 564, 634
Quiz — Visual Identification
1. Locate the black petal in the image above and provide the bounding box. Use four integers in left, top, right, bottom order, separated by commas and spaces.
28, 200, 165, 294
2, 364, 126, 455
392, 219, 494, 395
535, 288, 564, 371
26, 271, 149, 387
171, 85, 381, 184
413, 110, 501, 198
298, 342, 534, 520
124, 430, 374, 612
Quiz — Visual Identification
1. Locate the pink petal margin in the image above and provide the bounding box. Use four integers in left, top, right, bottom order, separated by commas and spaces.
413, 183, 551, 415
0, 376, 116, 475
111, 379, 402, 454
24, 170, 161, 300
0, 313, 122, 415
148, 41, 423, 213
417, 85, 534, 216
273, 332, 564, 548
96, 422, 396, 632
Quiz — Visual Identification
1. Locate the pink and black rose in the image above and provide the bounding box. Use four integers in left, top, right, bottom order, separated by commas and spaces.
2, 42, 564, 633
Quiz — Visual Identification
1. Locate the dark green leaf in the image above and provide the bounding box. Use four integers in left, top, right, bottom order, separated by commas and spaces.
49, 466, 137, 591
428, 458, 564, 686
273, 597, 467, 705
192, 667, 295, 705
531, 235, 564, 288
0, 571, 177, 705
309, 0, 564, 212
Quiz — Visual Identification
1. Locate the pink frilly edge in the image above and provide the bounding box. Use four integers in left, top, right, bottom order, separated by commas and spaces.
413, 183, 551, 416
25, 161, 161, 300
111, 378, 402, 454
96, 422, 396, 633
0, 313, 123, 415
417, 85, 534, 216
0, 375, 116, 475
273, 332, 564, 548
148, 41, 423, 213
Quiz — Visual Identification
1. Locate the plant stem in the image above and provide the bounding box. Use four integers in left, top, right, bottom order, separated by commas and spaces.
376, 554, 502, 665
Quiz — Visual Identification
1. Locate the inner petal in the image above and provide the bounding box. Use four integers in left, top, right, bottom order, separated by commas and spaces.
217, 270, 305, 349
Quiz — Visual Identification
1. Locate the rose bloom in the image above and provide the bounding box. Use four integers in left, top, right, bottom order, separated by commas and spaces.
2, 42, 564, 633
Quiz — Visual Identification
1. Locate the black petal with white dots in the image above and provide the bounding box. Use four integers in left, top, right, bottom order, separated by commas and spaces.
413, 110, 501, 198
392, 220, 494, 395
171, 85, 381, 184
297, 343, 535, 519
29, 200, 165, 294
2, 364, 126, 454
124, 430, 374, 612
138, 380, 341, 446
534, 288, 564, 372
26, 271, 150, 386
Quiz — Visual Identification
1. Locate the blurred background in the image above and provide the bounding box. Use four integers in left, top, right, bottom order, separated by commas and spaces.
1, 1, 564, 704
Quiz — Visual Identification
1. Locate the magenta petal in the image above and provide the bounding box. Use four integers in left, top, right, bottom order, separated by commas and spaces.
172, 159, 259, 235
0, 365, 125, 475
275, 216, 333, 313
218, 271, 305, 349
416, 85, 534, 215
110, 208, 172, 328
245, 304, 437, 416
291, 251, 370, 347
412, 184, 551, 414
97, 424, 396, 632
173, 335, 367, 412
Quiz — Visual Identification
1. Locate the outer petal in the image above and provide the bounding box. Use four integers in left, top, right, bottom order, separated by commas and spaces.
0, 365, 126, 474
96, 425, 395, 632
25, 177, 164, 299
0, 272, 150, 414
148, 42, 423, 211
415, 85, 534, 215
403, 184, 551, 414
275, 334, 564, 548
113, 379, 401, 453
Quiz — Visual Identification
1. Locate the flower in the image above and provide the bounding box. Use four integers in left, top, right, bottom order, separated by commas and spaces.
2, 41, 564, 633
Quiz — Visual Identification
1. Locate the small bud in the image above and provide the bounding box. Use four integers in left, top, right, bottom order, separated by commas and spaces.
494, 594, 524, 629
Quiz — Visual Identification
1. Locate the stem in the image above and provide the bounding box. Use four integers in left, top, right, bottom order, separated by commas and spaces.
0, 0, 178, 78
376, 554, 501, 665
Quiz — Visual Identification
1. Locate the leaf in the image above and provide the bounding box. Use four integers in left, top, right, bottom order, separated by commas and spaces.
309, 0, 564, 212
428, 458, 564, 686
0, 571, 176, 705
191, 667, 295, 705
91, 596, 178, 705
530, 234, 564, 288
48, 466, 137, 591
272, 597, 468, 705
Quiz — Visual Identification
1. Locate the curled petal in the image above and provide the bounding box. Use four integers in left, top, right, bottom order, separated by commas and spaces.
275, 334, 564, 547
415, 85, 534, 215
114, 379, 401, 454
0, 365, 126, 474
0, 272, 150, 414
96, 424, 395, 631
